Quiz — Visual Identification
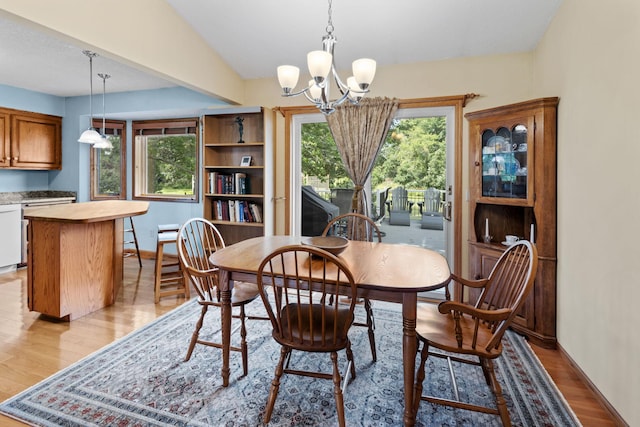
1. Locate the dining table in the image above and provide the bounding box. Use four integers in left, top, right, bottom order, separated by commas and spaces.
209, 235, 451, 426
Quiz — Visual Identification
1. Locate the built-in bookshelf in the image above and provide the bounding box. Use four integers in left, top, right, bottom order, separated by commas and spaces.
202, 107, 273, 245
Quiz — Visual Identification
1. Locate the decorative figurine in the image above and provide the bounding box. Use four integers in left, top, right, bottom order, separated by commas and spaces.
235, 116, 244, 143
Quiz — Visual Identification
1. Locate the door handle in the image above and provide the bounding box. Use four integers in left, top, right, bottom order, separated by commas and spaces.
443, 201, 452, 221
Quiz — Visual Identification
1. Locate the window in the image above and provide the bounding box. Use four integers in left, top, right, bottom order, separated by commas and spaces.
132, 118, 199, 202
91, 119, 126, 200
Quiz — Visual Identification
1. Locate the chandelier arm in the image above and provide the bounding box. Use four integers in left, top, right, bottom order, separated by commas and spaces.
330, 90, 352, 109
331, 66, 349, 95
281, 87, 312, 98
302, 90, 319, 104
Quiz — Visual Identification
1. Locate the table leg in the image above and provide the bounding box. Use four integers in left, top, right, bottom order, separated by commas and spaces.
219, 269, 231, 387
402, 293, 418, 426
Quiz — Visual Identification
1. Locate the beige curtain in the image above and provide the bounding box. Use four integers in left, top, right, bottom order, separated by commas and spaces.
326, 97, 398, 216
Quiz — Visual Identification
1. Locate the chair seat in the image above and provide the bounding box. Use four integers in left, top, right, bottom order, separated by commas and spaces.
200, 281, 260, 306
277, 303, 354, 351
158, 231, 178, 242
416, 303, 503, 359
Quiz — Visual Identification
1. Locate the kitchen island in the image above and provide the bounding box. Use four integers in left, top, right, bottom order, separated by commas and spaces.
23, 200, 149, 320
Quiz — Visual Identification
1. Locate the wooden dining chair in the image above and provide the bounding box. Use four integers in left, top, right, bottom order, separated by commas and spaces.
322, 212, 380, 362
412, 240, 538, 426
257, 244, 358, 427
177, 217, 260, 376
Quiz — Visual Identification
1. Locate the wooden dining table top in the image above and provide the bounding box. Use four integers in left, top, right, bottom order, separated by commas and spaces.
209, 235, 451, 293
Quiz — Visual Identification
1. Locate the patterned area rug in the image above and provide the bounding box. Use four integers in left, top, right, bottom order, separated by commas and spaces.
0, 299, 580, 426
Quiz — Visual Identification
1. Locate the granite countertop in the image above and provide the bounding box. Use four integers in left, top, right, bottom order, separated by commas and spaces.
0, 191, 77, 205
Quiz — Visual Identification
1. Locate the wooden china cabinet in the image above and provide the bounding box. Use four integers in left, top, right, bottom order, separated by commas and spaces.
466, 97, 558, 348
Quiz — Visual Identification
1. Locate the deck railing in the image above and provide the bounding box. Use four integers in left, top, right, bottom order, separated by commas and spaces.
315, 187, 444, 219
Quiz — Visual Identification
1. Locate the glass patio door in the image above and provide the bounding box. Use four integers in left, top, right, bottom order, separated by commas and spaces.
289, 106, 455, 298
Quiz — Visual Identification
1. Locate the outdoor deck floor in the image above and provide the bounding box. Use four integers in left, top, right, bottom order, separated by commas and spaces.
377, 216, 445, 255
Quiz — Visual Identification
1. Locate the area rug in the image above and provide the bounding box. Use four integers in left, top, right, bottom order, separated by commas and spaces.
0, 299, 580, 426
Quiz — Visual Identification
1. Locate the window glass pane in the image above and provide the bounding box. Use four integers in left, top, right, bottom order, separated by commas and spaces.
95, 136, 122, 196
91, 121, 125, 200
134, 121, 198, 201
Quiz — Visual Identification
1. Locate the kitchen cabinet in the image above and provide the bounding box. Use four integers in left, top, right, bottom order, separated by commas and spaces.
0, 107, 62, 170
0, 110, 9, 168
202, 107, 273, 245
465, 97, 558, 348
0, 204, 21, 270
24, 201, 148, 320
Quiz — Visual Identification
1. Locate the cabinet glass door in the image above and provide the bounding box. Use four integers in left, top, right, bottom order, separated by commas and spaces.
481, 124, 528, 199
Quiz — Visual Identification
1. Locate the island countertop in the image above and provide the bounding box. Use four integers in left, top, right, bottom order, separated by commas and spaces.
24, 200, 149, 223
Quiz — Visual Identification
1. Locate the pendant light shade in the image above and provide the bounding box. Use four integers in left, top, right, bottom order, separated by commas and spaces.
78, 128, 102, 144
78, 50, 102, 144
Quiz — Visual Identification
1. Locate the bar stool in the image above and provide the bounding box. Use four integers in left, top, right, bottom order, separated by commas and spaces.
123, 216, 142, 268
154, 224, 190, 303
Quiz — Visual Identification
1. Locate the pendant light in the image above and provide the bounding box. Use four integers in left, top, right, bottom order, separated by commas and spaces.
78, 50, 102, 144
93, 73, 113, 150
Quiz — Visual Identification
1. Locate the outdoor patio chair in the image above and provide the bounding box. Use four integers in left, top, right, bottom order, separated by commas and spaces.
388, 186, 412, 226
257, 244, 358, 427
372, 187, 390, 224
419, 187, 444, 230
331, 188, 354, 216
413, 240, 538, 426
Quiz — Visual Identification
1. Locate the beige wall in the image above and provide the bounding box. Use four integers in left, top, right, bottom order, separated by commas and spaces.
3, 0, 635, 423
250, 6, 639, 419
532, 0, 639, 424
245, 53, 535, 262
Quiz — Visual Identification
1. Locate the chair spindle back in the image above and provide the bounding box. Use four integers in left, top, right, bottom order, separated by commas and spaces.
177, 218, 226, 302
257, 245, 357, 350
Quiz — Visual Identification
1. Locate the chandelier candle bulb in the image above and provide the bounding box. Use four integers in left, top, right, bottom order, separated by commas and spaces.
277, 65, 300, 92
485, 218, 489, 237
309, 80, 322, 101
307, 51, 332, 83
352, 58, 376, 88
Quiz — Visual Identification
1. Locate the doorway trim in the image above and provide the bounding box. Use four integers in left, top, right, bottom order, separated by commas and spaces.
276, 95, 469, 278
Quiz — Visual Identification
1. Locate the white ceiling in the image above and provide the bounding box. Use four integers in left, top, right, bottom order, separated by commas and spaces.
0, 0, 563, 98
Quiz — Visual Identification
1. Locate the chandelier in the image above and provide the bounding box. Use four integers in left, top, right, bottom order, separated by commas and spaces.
276, 0, 376, 115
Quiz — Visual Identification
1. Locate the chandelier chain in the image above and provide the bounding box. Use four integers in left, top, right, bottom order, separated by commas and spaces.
326, 0, 334, 34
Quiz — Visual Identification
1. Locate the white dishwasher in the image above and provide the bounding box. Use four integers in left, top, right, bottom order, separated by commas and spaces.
0, 204, 21, 272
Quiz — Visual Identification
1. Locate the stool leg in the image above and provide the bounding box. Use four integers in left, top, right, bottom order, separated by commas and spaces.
129, 217, 142, 268
154, 240, 164, 304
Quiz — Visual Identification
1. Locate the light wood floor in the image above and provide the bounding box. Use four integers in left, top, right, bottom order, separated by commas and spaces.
0, 258, 618, 426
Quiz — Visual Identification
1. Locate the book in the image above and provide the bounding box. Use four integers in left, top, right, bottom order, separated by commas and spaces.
250, 203, 262, 223
228, 200, 236, 222
234, 173, 247, 195
243, 201, 254, 222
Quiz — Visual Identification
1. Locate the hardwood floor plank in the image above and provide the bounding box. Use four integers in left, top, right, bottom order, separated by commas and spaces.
0, 258, 618, 426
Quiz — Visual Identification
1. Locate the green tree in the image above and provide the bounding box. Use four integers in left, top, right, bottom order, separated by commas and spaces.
301, 122, 350, 188
373, 117, 446, 189
301, 117, 446, 192
97, 137, 122, 195
147, 135, 196, 194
